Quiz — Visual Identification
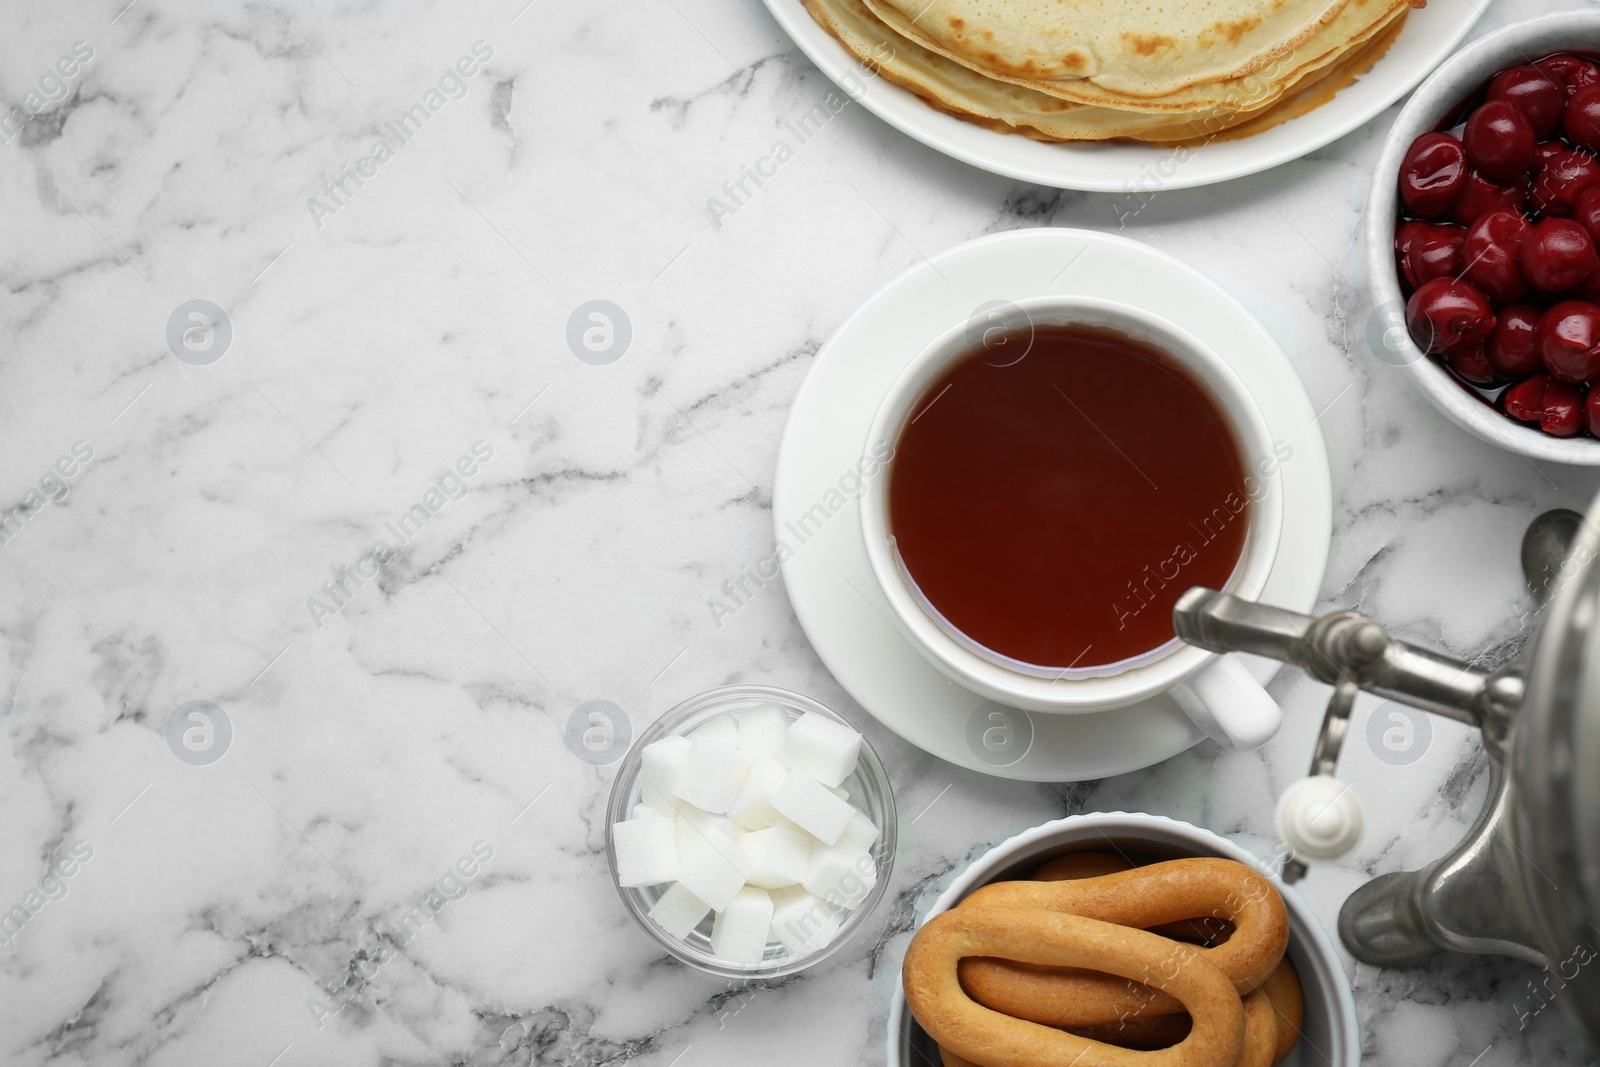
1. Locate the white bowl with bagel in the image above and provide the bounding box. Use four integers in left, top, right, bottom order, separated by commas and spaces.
888, 812, 1359, 1067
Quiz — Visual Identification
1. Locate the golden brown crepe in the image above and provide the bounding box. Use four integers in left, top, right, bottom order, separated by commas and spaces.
802, 0, 1413, 143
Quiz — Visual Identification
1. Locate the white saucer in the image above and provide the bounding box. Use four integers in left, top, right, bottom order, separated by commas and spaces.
773, 229, 1331, 781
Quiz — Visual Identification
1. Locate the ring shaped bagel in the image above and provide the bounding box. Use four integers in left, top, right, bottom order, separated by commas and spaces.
1033, 852, 1236, 946
1238, 990, 1278, 1067
938, 987, 1273, 1064
903, 905, 1245, 1067
957, 858, 1288, 1028
1259, 958, 1304, 1063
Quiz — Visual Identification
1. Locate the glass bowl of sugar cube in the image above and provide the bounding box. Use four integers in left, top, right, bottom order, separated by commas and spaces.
605, 684, 897, 978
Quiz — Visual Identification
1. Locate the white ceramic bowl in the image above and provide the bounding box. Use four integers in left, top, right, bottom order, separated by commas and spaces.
1366, 11, 1600, 466
886, 813, 1360, 1067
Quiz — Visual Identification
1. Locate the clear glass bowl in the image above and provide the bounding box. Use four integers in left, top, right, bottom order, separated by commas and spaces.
605, 684, 897, 978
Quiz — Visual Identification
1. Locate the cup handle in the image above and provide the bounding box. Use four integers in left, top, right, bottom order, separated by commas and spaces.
1168, 654, 1282, 751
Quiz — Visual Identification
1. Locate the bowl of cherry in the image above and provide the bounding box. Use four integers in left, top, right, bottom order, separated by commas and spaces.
1368, 10, 1600, 463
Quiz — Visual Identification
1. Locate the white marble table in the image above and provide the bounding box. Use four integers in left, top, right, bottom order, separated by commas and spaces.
1, 0, 1596, 1064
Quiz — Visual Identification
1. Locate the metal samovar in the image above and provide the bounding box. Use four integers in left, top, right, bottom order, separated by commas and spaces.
1174, 503, 1600, 1051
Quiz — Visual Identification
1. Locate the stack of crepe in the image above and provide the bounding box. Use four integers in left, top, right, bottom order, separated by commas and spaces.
802, 0, 1415, 143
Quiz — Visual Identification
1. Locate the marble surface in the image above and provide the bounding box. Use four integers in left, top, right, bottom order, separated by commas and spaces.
1, 1, 1597, 1065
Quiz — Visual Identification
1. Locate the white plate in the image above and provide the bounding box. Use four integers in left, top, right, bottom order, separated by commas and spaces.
773, 229, 1332, 781
759, 0, 1483, 191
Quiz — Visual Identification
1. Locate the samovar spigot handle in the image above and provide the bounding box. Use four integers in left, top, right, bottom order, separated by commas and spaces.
1174, 588, 1521, 885
1169, 588, 1318, 662
1174, 588, 1505, 729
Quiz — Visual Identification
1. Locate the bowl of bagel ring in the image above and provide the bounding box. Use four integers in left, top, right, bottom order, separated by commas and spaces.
890, 813, 1358, 1067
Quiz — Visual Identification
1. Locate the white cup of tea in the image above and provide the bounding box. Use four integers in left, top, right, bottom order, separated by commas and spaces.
859, 296, 1286, 751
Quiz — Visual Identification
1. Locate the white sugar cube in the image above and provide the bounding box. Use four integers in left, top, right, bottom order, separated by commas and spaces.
613, 816, 678, 887
676, 826, 753, 911
828, 784, 849, 801
640, 790, 678, 825
672, 738, 753, 814
641, 736, 691, 785
674, 812, 719, 857
740, 825, 812, 889
783, 712, 862, 788
674, 818, 699, 861
804, 843, 877, 909
772, 771, 855, 844
770, 886, 840, 954
737, 703, 790, 756
834, 811, 879, 857
711, 886, 773, 964
677, 800, 738, 831
639, 788, 678, 817
676, 802, 733, 835
673, 802, 698, 831
689, 714, 739, 748
648, 882, 712, 940
676, 809, 752, 874
639, 736, 691, 813
728, 755, 789, 830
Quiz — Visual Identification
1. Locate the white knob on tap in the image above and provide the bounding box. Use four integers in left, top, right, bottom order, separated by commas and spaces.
1275, 775, 1363, 863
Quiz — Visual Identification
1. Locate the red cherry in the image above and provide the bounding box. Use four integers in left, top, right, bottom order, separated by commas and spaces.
1537, 300, 1600, 381
1445, 345, 1498, 385
1406, 277, 1497, 354
1536, 55, 1600, 98
1535, 140, 1568, 167
1530, 147, 1600, 217
1521, 217, 1598, 291
1567, 274, 1600, 304
1396, 221, 1466, 289
1587, 388, 1600, 436
1576, 184, 1600, 245
1464, 100, 1537, 183
1487, 63, 1567, 138
1463, 210, 1532, 302
1486, 303, 1544, 378
1400, 132, 1468, 218
1450, 169, 1528, 226
1567, 84, 1600, 151
1503, 374, 1586, 436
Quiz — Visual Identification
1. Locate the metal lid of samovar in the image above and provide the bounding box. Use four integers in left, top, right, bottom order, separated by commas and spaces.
1174, 500, 1600, 1050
